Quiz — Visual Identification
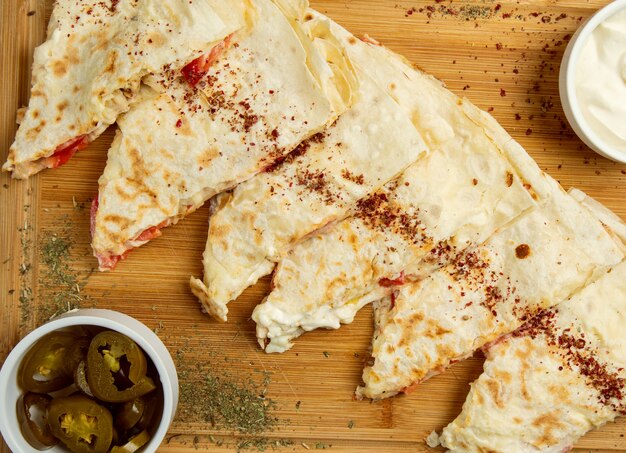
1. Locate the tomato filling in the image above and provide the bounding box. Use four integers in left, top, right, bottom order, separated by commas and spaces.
389, 291, 397, 310
379, 272, 406, 288
481, 333, 512, 353
400, 382, 419, 395
98, 250, 131, 271
46, 135, 89, 169
361, 34, 381, 46
90, 197, 99, 238
181, 34, 234, 86
135, 221, 168, 242
91, 197, 171, 270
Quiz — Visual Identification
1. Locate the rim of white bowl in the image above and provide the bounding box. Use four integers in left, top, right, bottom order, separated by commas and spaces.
560, 0, 626, 162
0, 309, 178, 453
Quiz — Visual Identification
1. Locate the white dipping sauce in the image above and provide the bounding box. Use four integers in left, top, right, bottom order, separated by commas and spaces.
575, 8, 626, 153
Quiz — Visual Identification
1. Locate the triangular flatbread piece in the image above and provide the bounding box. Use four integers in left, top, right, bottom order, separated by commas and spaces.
91, 0, 356, 270
357, 188, 624, 400
3, 0, 249, 178
438, 255, 626, 452
189, 14, 440, 322
252, 80, 548, 354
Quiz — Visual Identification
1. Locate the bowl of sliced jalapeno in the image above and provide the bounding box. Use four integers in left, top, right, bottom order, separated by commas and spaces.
0, 309, 178, 453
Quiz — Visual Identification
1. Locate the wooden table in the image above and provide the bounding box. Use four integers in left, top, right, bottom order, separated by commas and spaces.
2, 1, 625, 451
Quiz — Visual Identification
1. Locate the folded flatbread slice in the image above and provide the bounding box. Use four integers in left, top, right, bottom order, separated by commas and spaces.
436, 189, 626, 452
91, 0, 356, 270
252, 90, 545, 354
357, 188, 625, 400
3, 0, 249, 179
437, 257, 626, 452
189, 15, 453, 321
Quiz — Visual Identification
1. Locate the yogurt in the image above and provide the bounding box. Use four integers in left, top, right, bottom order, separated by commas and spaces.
575, 8, 626, 153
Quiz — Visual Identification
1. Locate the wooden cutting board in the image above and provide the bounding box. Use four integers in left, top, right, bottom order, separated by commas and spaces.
2, 0, 626, 451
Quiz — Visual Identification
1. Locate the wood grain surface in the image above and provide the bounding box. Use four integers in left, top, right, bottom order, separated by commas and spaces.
2, 0, 626, 451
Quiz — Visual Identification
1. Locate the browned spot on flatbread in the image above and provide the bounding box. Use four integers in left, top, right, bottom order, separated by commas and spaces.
127, 178, 159, 201
435, 345, 455, 364
506, 171, 514, 187
513, 416, 522, 424
515, 244, 531, 259
103, 214, 131, 230
162, 169, 178, 187
348, 36, 357, 45
176, 119, 195, 137
326, 276, 349, 300
211, 223, 232, 241
520, 365, 530, 401
424, 319, 451, 339
485, 379, 504, 408
522, 181, 538, 200
92, 31, 111, 52
536, 433, 558, 448
158, 149, 174, 161
115, 185, 133, 201
73, 85, 80, 94
104, 51, 117, 74
494, 370, 512, 384
402, 312, 424, 326
532, 412, 564, 447
57, 100, 69, 112
25, 122, 45, 141
31, 89, 47, 100
31, 110, 40, 119
51, 59, 68, 77
304, 13, 313, 21
16, 107, 26, 124
369, 371, 381, 384
548, 384, 570, 403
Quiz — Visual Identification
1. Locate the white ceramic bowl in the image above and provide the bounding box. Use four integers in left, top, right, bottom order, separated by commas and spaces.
0, 309, 178, 453
559, 0, 626, 163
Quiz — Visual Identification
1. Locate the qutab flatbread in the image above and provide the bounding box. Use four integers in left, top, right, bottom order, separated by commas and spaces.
253, 115, 538, 353
91, 0, 356, 270
189, 17, 436, 321
437, 257, 626, 452
3, 0, 248, 179
357, 188, 624, 400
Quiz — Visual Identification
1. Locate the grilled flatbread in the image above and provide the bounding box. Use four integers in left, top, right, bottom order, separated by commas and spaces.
3, 0, 248, 179
189, 16, 457, 322
252, 93, 542, 354
357, 188, 624, 400
437, 257, 626, 452
91, 0, 356, 270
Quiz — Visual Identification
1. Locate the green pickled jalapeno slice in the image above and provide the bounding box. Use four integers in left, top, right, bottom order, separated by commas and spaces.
17, 392, 58, 449
87, 331, 155, 403
47, 395, 113, 453
19, 332, 76, 393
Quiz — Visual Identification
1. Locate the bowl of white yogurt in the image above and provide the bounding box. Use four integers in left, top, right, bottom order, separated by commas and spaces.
559, 0, 626, 162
